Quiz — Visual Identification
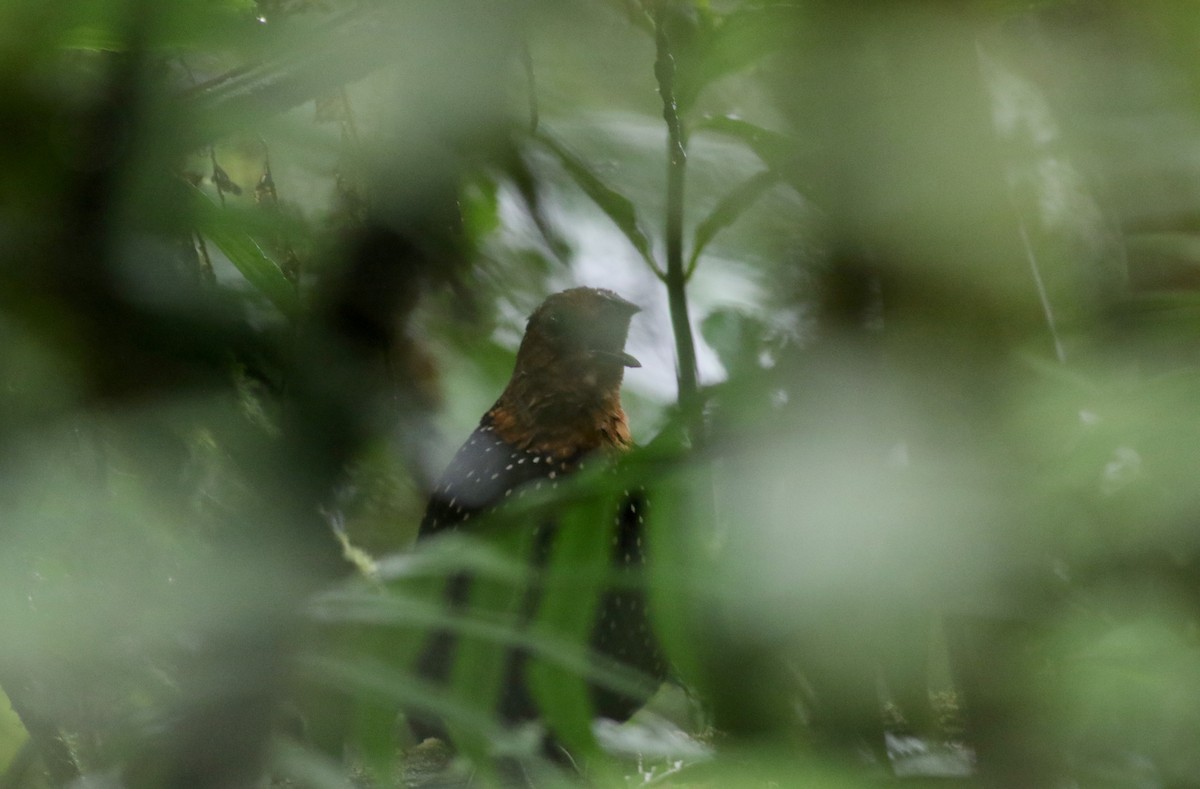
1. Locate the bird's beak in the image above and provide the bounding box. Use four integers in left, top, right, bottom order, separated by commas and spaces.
602, 292, 642, 315
590, 349, 642, 368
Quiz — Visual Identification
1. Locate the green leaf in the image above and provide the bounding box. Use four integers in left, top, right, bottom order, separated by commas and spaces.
599, 0, 654, 34
461, 174, 501, 241
297, 653, 520, 749
374, 537, 534, 585
313, 569, 656, 701
179, 8, 414, 145
644, 462, 708, 691
697, 116, 802, 172
270, 737, 359, 789
698, 116, 818, 207
700, 308, 770, 377
441, 525, 534, 768
59, 0, 258, 52
312, 534, 657, 700
526, 491, 623, 759
536, 130, 664, 279
508, 149, 573, 264
688, 168, 780, 278
188, 185, 299, 319
675, 5, 795, 113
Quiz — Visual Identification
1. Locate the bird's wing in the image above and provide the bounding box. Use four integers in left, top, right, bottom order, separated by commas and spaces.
418, 416, 560, 538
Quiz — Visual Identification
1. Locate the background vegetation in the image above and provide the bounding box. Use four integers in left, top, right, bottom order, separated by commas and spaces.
4, 0, 1200, 786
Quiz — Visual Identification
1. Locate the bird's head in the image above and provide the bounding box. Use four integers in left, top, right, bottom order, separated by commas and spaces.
492, 287, 642, 455
517, 287, 642, 376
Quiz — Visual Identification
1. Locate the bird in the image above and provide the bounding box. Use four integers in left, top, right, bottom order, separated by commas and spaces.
412, 286, 666, 740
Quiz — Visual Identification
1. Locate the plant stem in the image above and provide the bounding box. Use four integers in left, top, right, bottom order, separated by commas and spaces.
653, 4, 699, 409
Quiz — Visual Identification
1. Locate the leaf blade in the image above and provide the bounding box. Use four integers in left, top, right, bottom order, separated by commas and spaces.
525, 492, 622, 759
687, 168, 781, 278
537, 131, 664, 279
189, 185, 299, 318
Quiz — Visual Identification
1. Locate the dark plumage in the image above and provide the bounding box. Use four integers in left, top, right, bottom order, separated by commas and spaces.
414, 287, 666, 735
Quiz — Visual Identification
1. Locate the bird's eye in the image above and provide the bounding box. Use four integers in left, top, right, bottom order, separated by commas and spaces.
543, 309, 565, 332
538, 305, 587, 344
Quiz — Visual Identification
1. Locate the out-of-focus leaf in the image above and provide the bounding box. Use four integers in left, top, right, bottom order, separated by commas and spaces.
297, 654, 521, 749
536, 130, 664, 278
1125, 232, 1200, 293
526, 492, 622, 760
0, 695, 26, 773
439, 525, 532, 768
1047, 615, 1200, 785
60, 26, 125, 52
179, 7, 397, 144
599, 0, 654, 34
189, 185, 299, 318
373, 537, 534, 586
696, 115, 808, 193
270, 737, 356, 789
59, 0, 257, 52
1121, 291, 1200, 325
675, 5, 795, 113
700, 308, 769, 378
461, 175, 501, 241
644, 463, 710, 693
182, 4, 519, 147
309, 590, 655, 701
687, 168, 780, 278
507, 147, 572, 263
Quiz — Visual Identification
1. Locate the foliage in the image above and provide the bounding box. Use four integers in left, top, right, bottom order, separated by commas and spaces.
3, 0, 1200, 787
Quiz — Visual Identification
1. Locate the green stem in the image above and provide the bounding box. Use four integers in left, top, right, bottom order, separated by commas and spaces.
654, 4, 699, 409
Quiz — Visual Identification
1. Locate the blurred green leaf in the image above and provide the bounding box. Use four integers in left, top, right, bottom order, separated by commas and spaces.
536, 130, 664, 278
697, 115, 808, 193
526, 492, 623, 760
0, 694, 27, 778
189, 185, 299, 318
310, 588, 654, 702
674, 4, 795, 113
461, 175, 501, 241
688, 168, 780, 278
68, 3, 256, 52
438, 525, 532, 767
297, 653, 520, 749
644, 464, 710, 694
700, 308, 769, 377
269, 737, 357, 789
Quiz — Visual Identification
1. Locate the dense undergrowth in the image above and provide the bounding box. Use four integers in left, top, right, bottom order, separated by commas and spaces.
3, 1, 1200, 787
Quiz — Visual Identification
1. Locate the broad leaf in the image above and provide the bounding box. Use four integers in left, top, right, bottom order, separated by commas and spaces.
697, 115, 812, 199
675, 5, 795, 113
270, 737, 358, 789
537, 131, 664, 279
310, 589, 654, 701
297, 653, 520, 749
525, 490, 623, 759
189, 185, 299, 319
440, 525, 534, 770
697, 116, 805, 177
688, 168, 781, 278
